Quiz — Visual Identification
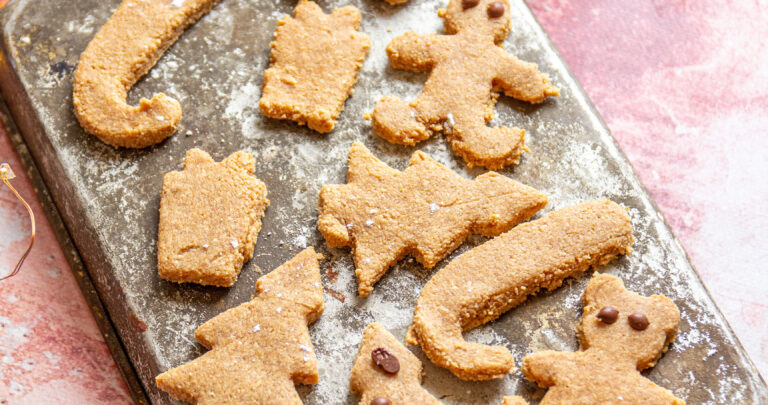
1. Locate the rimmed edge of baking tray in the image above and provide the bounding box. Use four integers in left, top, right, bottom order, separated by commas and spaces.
0, 69, 148, 405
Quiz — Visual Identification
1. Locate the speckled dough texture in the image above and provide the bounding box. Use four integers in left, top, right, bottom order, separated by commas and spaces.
155, 247, 325, 404
157, 148, 268, 287
522, 273, 684, 404
407, 200, 634, 381
350, 323, 442, 405
318, 142, 547, 296
259, 0, 370, 133
372, 0, 558, 169
73, 0, 220, 148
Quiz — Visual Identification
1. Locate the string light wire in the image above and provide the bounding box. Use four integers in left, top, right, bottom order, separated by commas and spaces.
1, 162, 35, 281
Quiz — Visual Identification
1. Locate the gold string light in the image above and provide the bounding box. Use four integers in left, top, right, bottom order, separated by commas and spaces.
1, 162, 35, 281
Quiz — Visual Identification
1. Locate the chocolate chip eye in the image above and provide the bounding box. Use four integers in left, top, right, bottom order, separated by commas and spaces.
370, 398, 391, 405
596, 306, 619, 324
462, 0, 479, 10
487, 1, 504, 18
628, 313, 650, 331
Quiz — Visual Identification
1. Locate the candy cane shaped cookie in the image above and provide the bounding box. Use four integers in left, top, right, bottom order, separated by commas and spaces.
73, 0, 220, 148
406, 200, 634, 380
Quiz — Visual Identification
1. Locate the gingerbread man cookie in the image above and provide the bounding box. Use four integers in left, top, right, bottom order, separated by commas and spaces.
522, 273, 684, 404
155, 247, 325, 404
74, 0, 220, 148
372, 0, 559, 169
158, 148, 269, 287
350, 323, 442, 405
259, 0, 371, 133
406, 200, 634, 381
318, 143, 547, 297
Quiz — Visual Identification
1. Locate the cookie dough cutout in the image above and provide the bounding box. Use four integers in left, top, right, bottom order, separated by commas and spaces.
158, 148, 269, 287
259, 0, 371, 133
372, 0, 559, 169
156, 248, 325, 404
350, 323, 442, 405
406, 200, 634, 381
73, 0, 221, 148
522, 274, 684, 404
318, 143, 547, 297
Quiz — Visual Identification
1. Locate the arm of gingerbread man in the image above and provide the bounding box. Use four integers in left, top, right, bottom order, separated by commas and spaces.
493, 51, 560, 104
521, 351, 573, 388
386, 32, 440, 72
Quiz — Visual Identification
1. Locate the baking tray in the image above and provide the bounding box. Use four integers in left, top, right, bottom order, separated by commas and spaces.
1, 0, 766, 403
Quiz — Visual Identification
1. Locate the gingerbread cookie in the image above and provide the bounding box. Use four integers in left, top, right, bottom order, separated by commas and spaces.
259, 0, 371, 133
406, 200, 634, 381
350, 323, 442, 405
156, 247, 325, 404
73, 0, 220, 148
318, 143, 547, 297
522, 273, 684, 404
371, 0, 559, 169
501, 396, 528, 405
157, 149, 269, 287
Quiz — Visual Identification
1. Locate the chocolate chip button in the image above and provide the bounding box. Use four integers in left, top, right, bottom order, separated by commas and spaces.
628, 313, 650, 331
370, 398, 391, 405
596, 306, 619, 324
371, 347, 400, 374
487, 1, 504, 18
462, 0, 479, 9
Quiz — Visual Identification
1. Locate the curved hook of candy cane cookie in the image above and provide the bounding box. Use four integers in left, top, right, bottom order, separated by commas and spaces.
0, 163, 35, 281
73, 0, 220, 148
406, 200, 634, 381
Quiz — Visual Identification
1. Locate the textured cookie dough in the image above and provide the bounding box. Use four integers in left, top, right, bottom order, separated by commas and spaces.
501, 397, 528, 405
155, 248, 325, 404
350, 323, 442, 405
158, 149, 268, 287
318, 142, 547, 297
73, 0, 220, 148
259, 0, 371, 133
372, 0, 559, 169
522, 274, 684, 404
406, 200, 634, 381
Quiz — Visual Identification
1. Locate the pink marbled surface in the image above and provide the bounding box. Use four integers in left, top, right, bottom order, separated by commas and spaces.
0, 0, 766, 403
0, 131, 132, 403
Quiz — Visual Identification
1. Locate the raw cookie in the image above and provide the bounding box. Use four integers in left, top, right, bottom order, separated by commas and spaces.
259, 0, 371, 133
372, 0, 559, 169
157, 148, 269, 287
522, 274, 684, 404
155, 247, 325, 404
73, 0, 220, 148
318, 142, 547, 297
406, 200, 634, 381
350, 323, 442, 405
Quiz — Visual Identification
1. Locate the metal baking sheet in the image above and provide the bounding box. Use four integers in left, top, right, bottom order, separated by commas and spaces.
1, 0, 766, 404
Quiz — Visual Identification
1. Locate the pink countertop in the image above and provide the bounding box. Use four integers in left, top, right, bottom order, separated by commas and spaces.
1, 0, 766, 403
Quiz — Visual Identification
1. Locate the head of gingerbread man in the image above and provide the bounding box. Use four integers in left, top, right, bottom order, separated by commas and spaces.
442, 0, 512, 43
580, 274, 680, 370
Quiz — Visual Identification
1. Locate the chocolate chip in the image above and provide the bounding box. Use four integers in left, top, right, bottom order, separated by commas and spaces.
371, 347, 400, 374
462, 0, 479, 9
487, 2, 505, 18
370, 398, 391, 405
628, 313, 650, 331
596, 306, 619, 324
